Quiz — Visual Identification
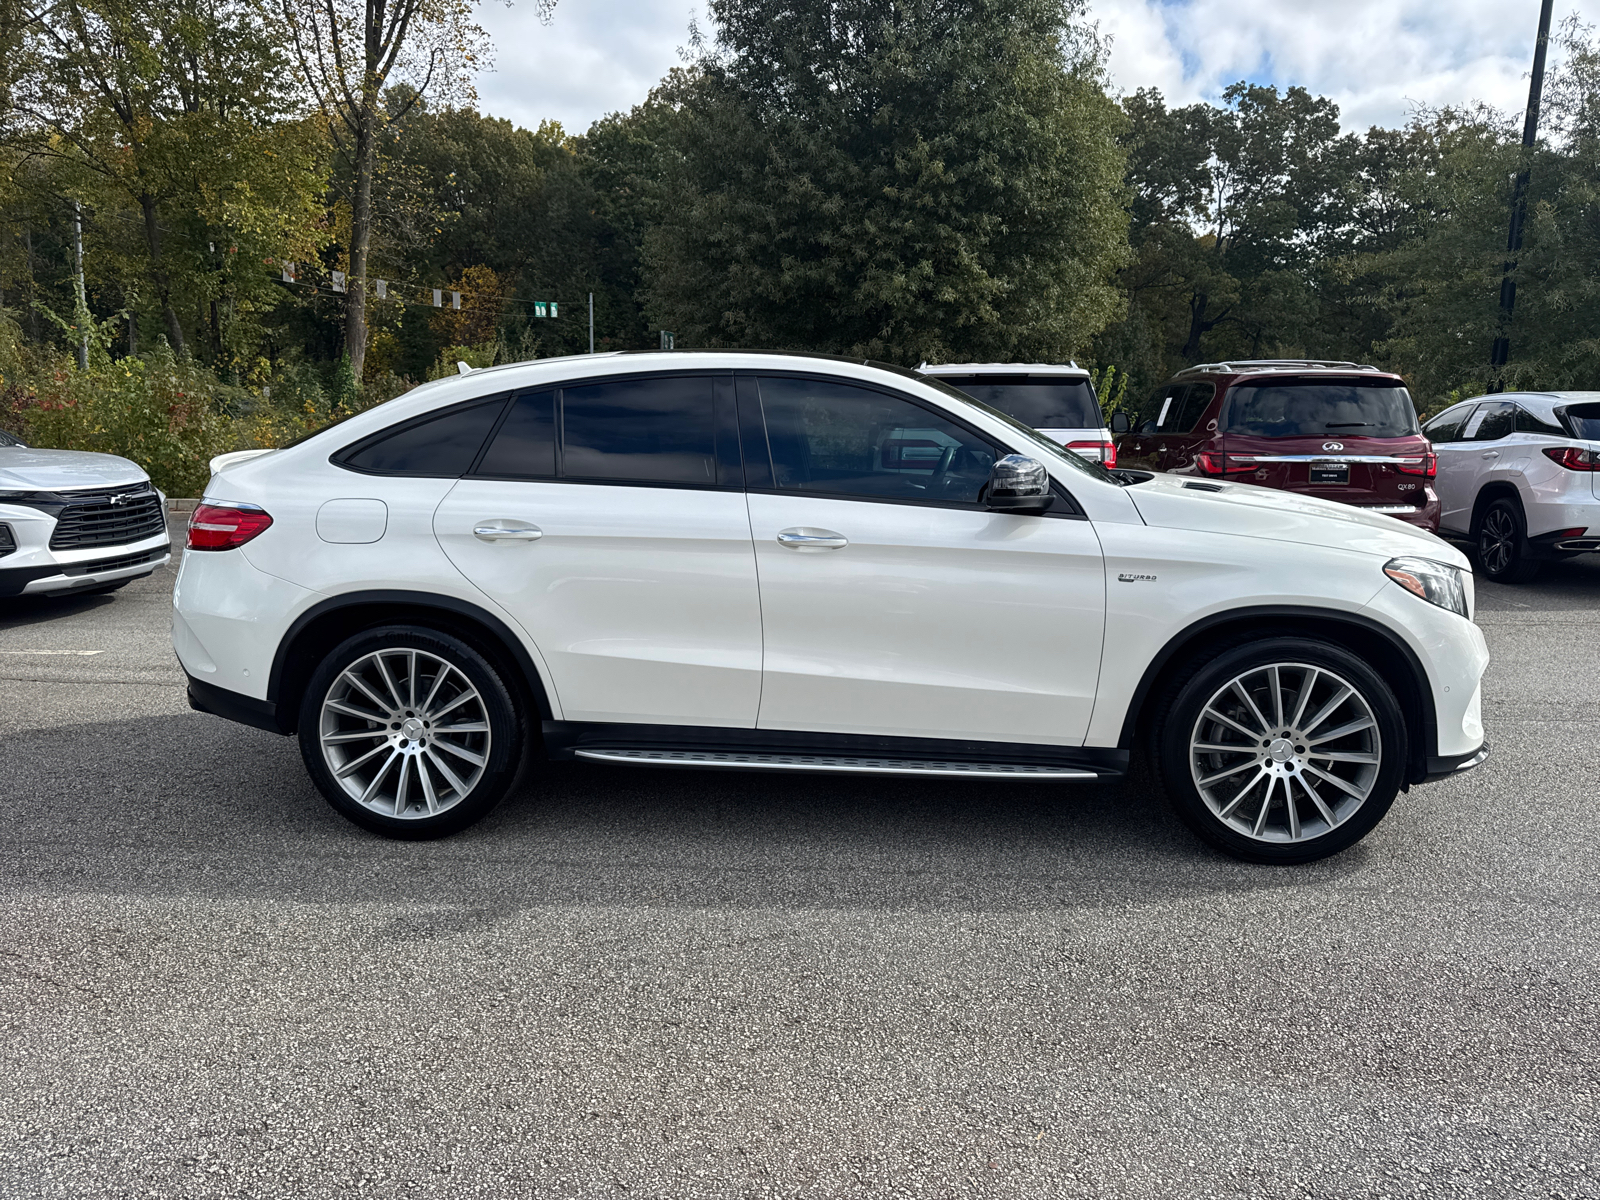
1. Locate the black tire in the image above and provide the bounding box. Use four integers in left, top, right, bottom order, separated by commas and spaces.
1476, 497, 1542, 583
1154, 637, 1408, 864
298, 625, 525, 839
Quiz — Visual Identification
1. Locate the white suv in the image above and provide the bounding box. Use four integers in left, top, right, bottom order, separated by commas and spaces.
1423, 392, 1600, 582
0, 431, 172, 598
917, 362, 1115, 464
173, 352, 1489, 863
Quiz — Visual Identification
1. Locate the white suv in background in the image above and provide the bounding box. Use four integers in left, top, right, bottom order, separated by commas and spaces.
0, 430, 172, 598
173, 352, 1489, 863
1423, 392, 1600, 582
918, 362, 1115, 464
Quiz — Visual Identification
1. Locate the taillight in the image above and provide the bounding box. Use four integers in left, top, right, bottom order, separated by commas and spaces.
1195, 452, 1256, 475
1394, 453, 1438, 478
1066, 440, 1114, 467
1543, 446, 1600, 471
187, 502, 273, 550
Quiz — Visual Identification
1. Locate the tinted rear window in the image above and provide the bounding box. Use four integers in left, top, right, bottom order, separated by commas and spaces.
935, 376, 1100, 429
561, 376, 716, 485
1223, 381, 1419, 438
339, 397, 507, 476
1564, 402, 1600, 439
475, 390, 556, 479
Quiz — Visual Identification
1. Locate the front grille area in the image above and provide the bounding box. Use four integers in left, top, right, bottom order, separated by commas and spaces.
61, 546, 167, 576
48, 484, 166, 550
0, 523, 15, 558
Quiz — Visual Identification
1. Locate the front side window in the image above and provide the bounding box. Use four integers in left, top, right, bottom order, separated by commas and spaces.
1223, 380, 1419, 438
561, 376, 716, 485
757, 377, 999, 505
1423, 404, 1475, 443
932, 375, 1100, 430
339, 396, 508, 476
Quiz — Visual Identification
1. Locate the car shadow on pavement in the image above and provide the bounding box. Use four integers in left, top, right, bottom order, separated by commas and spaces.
0, 590, 126, 628
1, 708, 1372, 924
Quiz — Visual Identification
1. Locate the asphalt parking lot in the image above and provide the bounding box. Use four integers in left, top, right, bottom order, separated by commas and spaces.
1, 540, 1597, 1199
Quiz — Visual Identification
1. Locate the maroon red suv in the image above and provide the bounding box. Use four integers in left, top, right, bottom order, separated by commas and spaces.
1110, 361, 1440, 532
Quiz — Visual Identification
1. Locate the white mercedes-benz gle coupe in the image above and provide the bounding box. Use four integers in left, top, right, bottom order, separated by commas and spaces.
0, 429, 171, 598
173, 352, 1489, 863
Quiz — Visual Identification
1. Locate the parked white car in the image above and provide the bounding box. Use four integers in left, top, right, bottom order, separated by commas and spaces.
1423, 392, 1600, 582
0, 429, 171, 598
173, 352, 1488, 863
918, 362, 1115, 464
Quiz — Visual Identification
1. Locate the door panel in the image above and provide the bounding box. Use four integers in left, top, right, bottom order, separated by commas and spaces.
436, 481, 762, 726
1429, 404, 1481, 533
747, 494, 1106, 745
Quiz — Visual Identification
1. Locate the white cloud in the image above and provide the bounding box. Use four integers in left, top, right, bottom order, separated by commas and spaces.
1097, 0, 1600, 129
472, 0, 1600, 134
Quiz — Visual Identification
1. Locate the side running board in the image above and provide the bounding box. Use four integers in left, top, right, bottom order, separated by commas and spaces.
572, 748, 1100, 779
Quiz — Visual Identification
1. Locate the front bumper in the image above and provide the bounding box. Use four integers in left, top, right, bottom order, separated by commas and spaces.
1422, 740, 1490, 783
0, 542, 171, 596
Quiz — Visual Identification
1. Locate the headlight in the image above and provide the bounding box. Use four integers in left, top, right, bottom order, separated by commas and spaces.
1384, 557, 1468, 617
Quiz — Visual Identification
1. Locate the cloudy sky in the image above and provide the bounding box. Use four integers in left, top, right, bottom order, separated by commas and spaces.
476, 0, 1600, 135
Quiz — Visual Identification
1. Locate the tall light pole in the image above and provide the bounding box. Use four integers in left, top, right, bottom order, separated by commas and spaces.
1488, 0, 1556, 391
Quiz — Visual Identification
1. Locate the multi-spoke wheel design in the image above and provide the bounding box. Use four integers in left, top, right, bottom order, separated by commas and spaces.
1189, 662, 1381, 844
1159, 637, 1405, 863
1478, 506, 1517, 576
318, 647, 492, 820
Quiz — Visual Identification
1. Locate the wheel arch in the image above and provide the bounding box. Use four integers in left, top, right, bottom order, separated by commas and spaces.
267, 590, 554, 736
1118, 606, 1438, 784
1469, 481, 1523, 537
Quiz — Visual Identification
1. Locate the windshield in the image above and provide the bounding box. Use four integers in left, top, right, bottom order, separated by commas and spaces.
1563, 402, 1600, 440
1222, 381, 1419, 438
914, 375, 1117, 484
934, 375, 1101, 429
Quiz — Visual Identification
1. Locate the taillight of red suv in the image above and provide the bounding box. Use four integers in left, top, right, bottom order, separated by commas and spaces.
187, 502, 273, 550
1393, 453, 1438, 478
1194, 453, 1256, 475
1543, 446, 1599, 471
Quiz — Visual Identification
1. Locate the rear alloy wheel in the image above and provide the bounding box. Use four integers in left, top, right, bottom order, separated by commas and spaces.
1157, 638, 1407, 863
1477, 498, 1542, 583
298, 626, 524, 838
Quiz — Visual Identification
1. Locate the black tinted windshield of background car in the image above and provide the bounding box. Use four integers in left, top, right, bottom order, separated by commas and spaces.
935, 376, 1101, 429
1222, 380, 1419, 438
1562, 402, 1600, 439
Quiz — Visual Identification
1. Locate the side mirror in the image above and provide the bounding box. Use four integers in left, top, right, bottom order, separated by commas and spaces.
1109, 411, 1132, 435
984, 454, 1055, 515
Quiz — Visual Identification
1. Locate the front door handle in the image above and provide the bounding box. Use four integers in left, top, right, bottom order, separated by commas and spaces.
1481, 450, 1500, 459
473, 522, 543, 542
777, 527, 848, 549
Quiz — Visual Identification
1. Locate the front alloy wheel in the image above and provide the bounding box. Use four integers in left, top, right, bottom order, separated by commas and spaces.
299, 626, 524, 838
1157, 638, 1407, 863
1477, 498, 1542, 583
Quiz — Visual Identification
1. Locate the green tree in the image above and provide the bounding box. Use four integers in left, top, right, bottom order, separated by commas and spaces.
640, 0, 1129, 364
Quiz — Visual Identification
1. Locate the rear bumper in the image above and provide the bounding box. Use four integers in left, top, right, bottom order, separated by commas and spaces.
186, 673, 287, 735
1422, 740, 1489, 784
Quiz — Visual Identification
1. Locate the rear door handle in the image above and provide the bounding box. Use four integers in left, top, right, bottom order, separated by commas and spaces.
777, 528, 848, 549
1481, 451, 1500, 459
473, 521, 543, 542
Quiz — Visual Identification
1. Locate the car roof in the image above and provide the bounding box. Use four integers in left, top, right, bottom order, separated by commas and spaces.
1176, 360, 1403, 384
1446, 391, 1600, 417
917, 362, 1090, 379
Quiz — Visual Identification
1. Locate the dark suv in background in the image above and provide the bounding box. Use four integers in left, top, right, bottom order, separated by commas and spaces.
1110, 360, 1440, 532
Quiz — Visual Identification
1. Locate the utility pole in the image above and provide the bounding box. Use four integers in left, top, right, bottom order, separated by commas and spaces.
1488, 0, 1556, 392
72, 202, 89, 370
588, 292, 594, 354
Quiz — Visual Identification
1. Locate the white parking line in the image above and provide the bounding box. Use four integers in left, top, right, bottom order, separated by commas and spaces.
0, 650, 106, 656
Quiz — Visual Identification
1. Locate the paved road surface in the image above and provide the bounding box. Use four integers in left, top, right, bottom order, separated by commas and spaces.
1, 540, 1596, 1198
